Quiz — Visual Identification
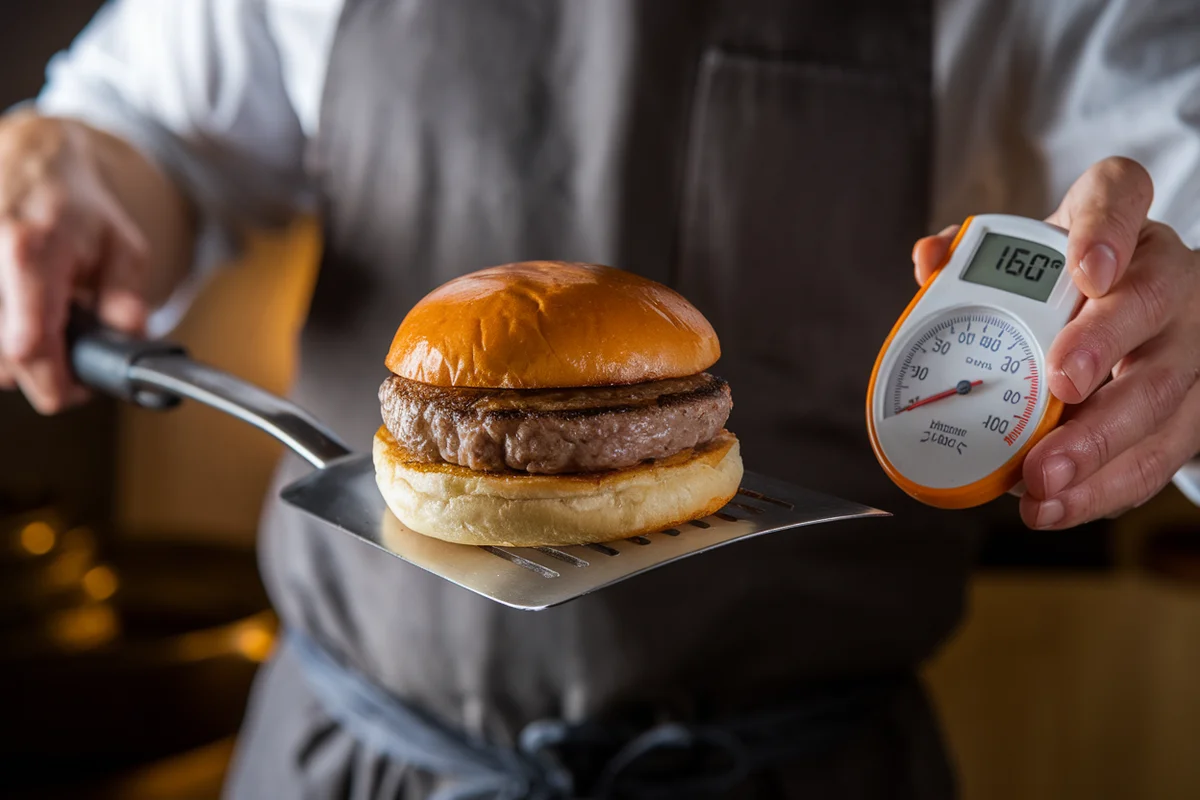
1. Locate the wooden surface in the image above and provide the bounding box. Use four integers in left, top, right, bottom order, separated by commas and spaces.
926, 572, 1200, 800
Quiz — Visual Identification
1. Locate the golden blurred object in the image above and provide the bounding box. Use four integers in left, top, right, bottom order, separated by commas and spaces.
19, 521, 56, 555
89, 736, 238, 800
234, 619, 275, 663
47, 604, 120, 651
172, 609, 277, 664
83, 564, 119, 601
0, 538, 274, 793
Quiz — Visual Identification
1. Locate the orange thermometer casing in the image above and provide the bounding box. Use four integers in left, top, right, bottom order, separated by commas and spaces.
866, 215, 1080, 509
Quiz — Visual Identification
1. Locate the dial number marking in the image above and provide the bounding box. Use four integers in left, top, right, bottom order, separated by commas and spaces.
879, 309, 1043, 490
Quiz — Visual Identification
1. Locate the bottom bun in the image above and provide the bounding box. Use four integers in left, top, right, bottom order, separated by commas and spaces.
372, 426, 743, 547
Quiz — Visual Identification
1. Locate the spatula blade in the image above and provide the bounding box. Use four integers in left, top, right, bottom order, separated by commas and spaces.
280, 456, 889, 611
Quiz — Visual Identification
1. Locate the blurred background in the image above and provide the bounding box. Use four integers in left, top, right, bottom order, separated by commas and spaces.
0, 3, 312, 797
1, 3, 1199, 799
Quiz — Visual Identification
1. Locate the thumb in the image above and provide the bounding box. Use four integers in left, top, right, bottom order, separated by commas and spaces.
912, 225, 960, 285
1047, 156, 1153, 298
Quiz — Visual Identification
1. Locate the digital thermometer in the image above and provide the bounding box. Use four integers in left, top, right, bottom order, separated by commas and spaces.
867, 214, 1082, 509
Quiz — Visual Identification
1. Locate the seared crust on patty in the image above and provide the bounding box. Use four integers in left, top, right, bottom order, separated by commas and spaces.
379, 373, 732, 474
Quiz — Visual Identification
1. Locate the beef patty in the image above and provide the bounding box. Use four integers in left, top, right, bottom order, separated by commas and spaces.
379, 373, 733, 474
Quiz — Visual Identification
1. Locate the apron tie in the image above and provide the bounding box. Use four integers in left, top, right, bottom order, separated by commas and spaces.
591, 721, 751, 799
286, 629, 572, 799
286, 628, 908, 799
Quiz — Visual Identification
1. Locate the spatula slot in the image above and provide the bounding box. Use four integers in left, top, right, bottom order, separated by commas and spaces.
688, 520, 711, 529
626, 536, 651, 545
727, 501, 763, 515
660, 528, 681, 536
736, 487, 794, 510
714, 512, 739, 522
534, 547, 589, 568
586, 543, 620, 556
482, 546, 560, 578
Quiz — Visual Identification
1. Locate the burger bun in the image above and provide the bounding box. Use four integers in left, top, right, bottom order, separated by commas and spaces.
372, 426, 744, 547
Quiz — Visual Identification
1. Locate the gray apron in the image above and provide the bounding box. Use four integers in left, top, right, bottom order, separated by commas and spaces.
227, 0, 990, 796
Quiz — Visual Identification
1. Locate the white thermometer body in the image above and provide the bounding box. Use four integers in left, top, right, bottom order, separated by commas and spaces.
867, 215, 1080, 508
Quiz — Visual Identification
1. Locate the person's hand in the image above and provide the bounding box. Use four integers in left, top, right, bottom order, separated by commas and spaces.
911, 157, 1200, 529
0, 111, 163, 414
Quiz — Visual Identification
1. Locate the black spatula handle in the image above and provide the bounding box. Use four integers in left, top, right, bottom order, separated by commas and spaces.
68, 310, 186, 410
67, 309, 352, 468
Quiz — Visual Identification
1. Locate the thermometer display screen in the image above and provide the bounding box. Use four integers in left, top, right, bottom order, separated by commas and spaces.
960, 233, 1064, 302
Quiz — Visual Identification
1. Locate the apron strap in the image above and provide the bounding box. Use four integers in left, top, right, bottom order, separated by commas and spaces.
286, 628, 910, 799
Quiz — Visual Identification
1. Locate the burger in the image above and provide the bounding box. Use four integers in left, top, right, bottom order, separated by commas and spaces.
372, 261, 743, 547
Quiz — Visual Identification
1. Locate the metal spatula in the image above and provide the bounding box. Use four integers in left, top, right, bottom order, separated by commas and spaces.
71, 325, 889, 610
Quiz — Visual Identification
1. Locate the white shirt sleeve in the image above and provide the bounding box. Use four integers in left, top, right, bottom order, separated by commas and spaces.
33, 0, 341, 334
935, 0, 1200, 234
1032, 0, 1200, 506
934, 0, 1200, 507
1030, 0, 1200, 248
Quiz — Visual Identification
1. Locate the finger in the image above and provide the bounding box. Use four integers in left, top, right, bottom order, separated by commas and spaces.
1021, 378, 1200, 528
1045, 229, 1185, 403
11, 346, 90, 413
0, 346, 14, 390
1047, 156, 1153, 298
0, 223, 86, 413
0, 307, 11, 390
1023, 333, 1196, 500
0, 223, 56, 360
912, 225, 960, 284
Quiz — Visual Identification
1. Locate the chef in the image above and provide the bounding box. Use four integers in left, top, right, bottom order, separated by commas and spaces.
3, 0, 1200, 797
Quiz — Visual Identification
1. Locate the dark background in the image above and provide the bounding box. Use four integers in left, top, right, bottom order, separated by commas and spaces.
0, 1, 116, 530
0, 9, 270, 799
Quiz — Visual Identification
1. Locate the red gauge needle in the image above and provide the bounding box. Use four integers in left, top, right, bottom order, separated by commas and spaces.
898, 379, 982, 413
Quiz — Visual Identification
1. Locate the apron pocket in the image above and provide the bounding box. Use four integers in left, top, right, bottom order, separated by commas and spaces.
674, 47, 931, 494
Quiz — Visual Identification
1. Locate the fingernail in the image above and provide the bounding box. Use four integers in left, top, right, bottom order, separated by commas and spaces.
1061, 350, 1096, 397
1035, 499, 1065, 528
1080, 244, 1117, 295
1041, 455, 1076, 497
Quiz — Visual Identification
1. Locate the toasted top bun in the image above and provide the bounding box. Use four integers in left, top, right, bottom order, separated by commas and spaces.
386, 261, 720, 389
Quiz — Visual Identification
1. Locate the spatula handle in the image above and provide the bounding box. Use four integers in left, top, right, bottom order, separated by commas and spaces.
68, 314, 187, 410
68, 313, 352, 469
